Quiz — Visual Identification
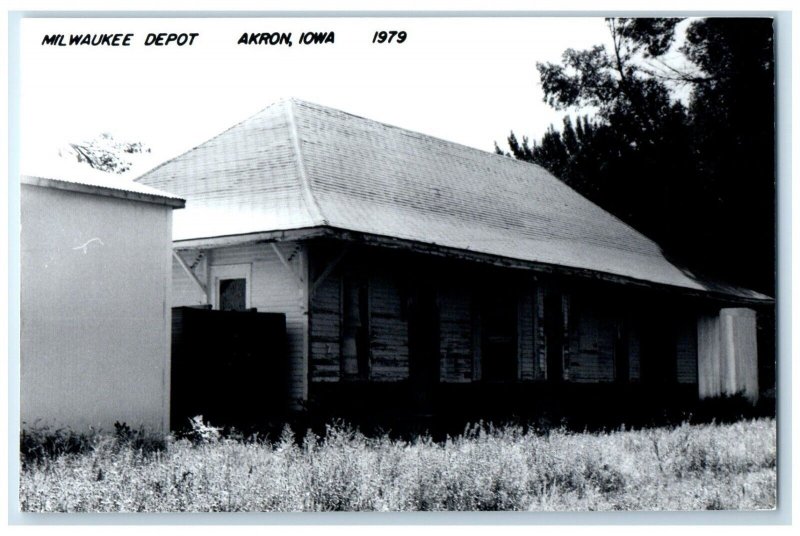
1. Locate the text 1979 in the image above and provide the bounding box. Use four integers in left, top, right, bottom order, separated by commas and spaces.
372, 31, 407, 44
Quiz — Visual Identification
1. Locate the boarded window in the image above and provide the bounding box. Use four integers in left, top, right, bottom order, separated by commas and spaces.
570, 304, 615, 383
370, 274, 410, 381
219, 278, 246, 311
481, 291, 518, 381
439, 285, 472, 382
565, 295, 623, 383
342, 276, 370, 379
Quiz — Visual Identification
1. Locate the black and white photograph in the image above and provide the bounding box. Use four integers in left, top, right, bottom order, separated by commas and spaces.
9, 7, 784, 518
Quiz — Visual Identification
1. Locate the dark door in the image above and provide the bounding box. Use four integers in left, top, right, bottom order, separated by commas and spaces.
408, 284, 439, 413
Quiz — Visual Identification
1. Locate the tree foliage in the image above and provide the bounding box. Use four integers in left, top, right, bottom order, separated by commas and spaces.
58, 132, 152, 174
498, 18, 775, 294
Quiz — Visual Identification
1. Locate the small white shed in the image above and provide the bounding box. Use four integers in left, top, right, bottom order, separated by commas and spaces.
21, 174, 185, 433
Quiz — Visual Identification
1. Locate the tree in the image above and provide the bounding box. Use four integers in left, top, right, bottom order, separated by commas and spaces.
681, 19, 775, 294
498, 18, 775, 295
58, 132, 152, 174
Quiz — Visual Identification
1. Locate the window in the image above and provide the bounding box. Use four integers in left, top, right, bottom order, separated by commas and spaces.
210, 264, 251, 311
219, 278, 247, 311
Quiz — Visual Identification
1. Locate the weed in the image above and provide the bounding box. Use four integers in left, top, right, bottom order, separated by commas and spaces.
19, 418, 776, 512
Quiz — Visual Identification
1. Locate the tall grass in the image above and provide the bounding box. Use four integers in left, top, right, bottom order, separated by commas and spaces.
19, 418, 776, 512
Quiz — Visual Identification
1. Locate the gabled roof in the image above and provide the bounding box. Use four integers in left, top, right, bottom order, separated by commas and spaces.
135, 99, 769, 302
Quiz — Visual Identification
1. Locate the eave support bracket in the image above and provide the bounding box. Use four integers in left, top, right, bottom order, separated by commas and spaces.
172, 250, 208, 302
271, 243, 305, 290
310, 245, 349, 298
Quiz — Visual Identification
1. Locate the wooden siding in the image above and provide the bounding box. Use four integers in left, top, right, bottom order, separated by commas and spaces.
439, 282, 474, 383
518, 286, 537, 381
309, 257, 411, 383
533, 287, 547, 380
305, 245, 707, 393
561, 293, 572, 381
171, 242, 308, 406
310, 273, 341, 382
676, 315, 698, 384
369, 273, 409, 381
568, 302, 616, 383
532, 285, 570, 381
559, 294, 645, 384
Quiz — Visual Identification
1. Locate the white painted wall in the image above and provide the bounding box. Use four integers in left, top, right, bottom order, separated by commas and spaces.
171, 241, 308, 407
21, 184, 174, 432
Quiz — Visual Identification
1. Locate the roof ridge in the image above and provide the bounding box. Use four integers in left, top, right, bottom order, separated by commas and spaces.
285, 99, 328, 226
289, 98, 559, 174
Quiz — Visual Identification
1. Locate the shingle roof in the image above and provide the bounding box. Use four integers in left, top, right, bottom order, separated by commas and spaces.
135, 98, 769, 301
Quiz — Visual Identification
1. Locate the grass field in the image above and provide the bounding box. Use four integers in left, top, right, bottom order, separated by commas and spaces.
19, 418, 776, 512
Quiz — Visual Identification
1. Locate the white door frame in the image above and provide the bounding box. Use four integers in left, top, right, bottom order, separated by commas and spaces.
209, 263, 252, 310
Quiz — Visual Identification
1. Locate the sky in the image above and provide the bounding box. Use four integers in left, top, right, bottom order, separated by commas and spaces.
20, 16, 618, 178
